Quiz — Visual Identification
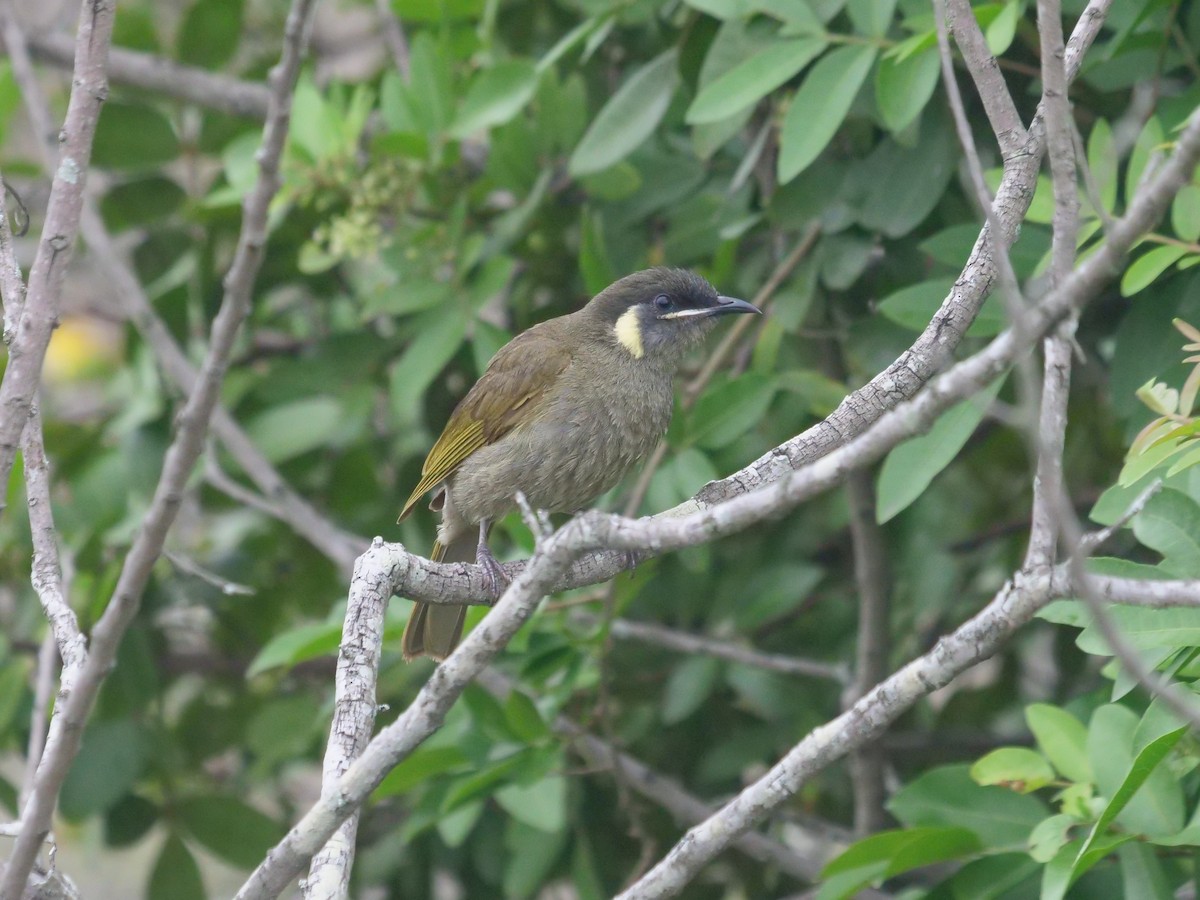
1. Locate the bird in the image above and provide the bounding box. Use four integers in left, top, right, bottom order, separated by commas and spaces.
397, 267, 761, 661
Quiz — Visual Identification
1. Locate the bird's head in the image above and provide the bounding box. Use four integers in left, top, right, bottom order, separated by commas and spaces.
584, 268, 761, 366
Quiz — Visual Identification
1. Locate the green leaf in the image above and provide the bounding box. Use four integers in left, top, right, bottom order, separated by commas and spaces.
662, 655, 721, 724
985, 0, 1019, 55
177, 0, 242, 69
1118, 843, 1173, 900
503, 690, 551, 743
247, 621, 341, 676
1028, 814, 1077, 864
876, 374, 1006, 523
177, 796, 285, 869
1133, 488, 1200, 577
60, 720, 150, 819
876, 277, 1006, 337
503, 818, 568, 898
874, 45, 940, 133
1126, 117, 1164, 209
888, 764, 1047, 849
93, 103, 180, 169
819, 826, 981, 900
1087, 119, 1117, 215
1026, 704, 1093, 783
0, 662, 27, 739
375, 746, 473, 798
970, 747, 1056, 794
100, 176, 186, 231
450, 60, 539, 137
148, 834, 205, 900
389, 310, 469, 422
1172, 184, 1200, 241
244, 396, 344, 464
688, 373, 778, 449
686, 38, 825, 124
495, 776, 567, 833
778, 45, 877, 183
846, 0, 897, 37
569, 50, 678, 176
1121, 245, 1188, 296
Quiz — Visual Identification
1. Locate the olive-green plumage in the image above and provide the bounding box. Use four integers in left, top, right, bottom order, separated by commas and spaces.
399, 268, 760, 660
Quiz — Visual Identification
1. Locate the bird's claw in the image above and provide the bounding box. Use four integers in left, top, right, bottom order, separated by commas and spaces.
476, 544, 511, 603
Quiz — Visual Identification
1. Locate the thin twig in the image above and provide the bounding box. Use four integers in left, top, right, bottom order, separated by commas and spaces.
944, 0, 1028, 156
0, 0, 320, 892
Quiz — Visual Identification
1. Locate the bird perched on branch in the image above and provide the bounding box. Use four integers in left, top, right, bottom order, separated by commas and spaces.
398, 268, 760, 661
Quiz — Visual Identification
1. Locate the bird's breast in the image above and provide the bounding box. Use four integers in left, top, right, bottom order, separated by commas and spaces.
448, 357, 674, 525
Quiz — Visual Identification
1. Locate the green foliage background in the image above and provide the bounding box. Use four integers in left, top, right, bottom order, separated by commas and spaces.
4, 0, 1200, 896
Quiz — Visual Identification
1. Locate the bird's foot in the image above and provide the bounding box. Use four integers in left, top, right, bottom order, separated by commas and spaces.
476, 542, 511, 602
623, 549, 642, 571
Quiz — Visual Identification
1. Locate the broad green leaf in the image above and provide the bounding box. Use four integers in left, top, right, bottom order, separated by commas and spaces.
1126, 117, 1164, 207
1026, 704, 1093, 783
662, 655, 721, 724
819, 826, 981, 900
148, 835, 205, 900
93, 103, 179, 169
504, 819, 569, 898
1118, 843, 1174, 900
389, 311, 469, 422
246, 695, 322, 766
375, 746, 473, 798
778, 45, 877, 183
686, 38, 825, 124
247, 621, 341, 676
177, 796, 285, 869
1121, 245, 1187, 296
245, 396, 344, 464
985, 0, 1019, 55
874, 45, 940, 133
503, 690, 551, 743
450, 60, 539, 136
1133, 488, 1200, 576
943, 853, 1039, 899
969, 747, 1055, 794
876, 277, 1006, 337
846, 0, 896, 37
495, 776, 567, 832
569, 51, 678, 176
1172, 184, 1200, 241
177, 0, 242, 69
438, 800, 483, 847
1028, 814, 1077, 863
688, 373, 778, 449
876, 374, 1007, 523
60, 720, 150, 819
1087, 119, 1117, 214
888, 765, 1047, 849
0, 662, 27, 739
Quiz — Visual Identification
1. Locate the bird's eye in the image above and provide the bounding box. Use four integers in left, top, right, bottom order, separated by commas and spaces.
654, 294, 672, 311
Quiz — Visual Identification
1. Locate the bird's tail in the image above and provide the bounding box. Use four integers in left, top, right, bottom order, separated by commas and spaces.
401, 534, 474, 661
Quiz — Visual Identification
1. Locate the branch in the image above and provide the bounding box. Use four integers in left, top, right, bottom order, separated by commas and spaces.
0, 0, 114, 513
476, 669, 856, 887
603, 616, 849, 683
17, 27, 271, 118
845, 472, 890, 836
944, 0, 1028, 156
372, 0, 410, 81
615, 100, 1200, 899
0, 0, 319, 893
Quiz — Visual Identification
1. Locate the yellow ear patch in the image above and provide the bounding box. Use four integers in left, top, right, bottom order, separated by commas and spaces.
613, 307, 644, 359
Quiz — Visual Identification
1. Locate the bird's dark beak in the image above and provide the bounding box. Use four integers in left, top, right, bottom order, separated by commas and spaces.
709, 295, 762, 317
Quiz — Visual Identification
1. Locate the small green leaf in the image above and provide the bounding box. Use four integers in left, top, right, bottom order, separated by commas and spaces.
60, 720, 150, 819
375, 747, 473, 798
495, 776, 567, 833
985, 0, 1019, 55
245, 396, 344, 464
686, 38, 825, 124
1120, 245, 1187, 296
1126, 117, 1164, 209
876, 375, 1007, 523
1028, 814, 1077, 864
450, 60, 539, 137
874, 46, 940, 133
1171, 184, 1200, 241
1133, 488, 1200, 577
662, 655, 721, 724
819, 826, 981, 900
970, 747, 1056, 794
569, 50, 678, 176
148, 834, 205, 900
247, 621, 341, 676
777, 45, 877, 183
1087, 119, 1117, 215
503, 690, 551, 743
1026, 704, 1093, 783
876, 277, 1006, 337
177, 0, 242, 69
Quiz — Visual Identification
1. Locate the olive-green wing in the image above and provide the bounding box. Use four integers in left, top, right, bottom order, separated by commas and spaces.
398, 321, 572, 521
